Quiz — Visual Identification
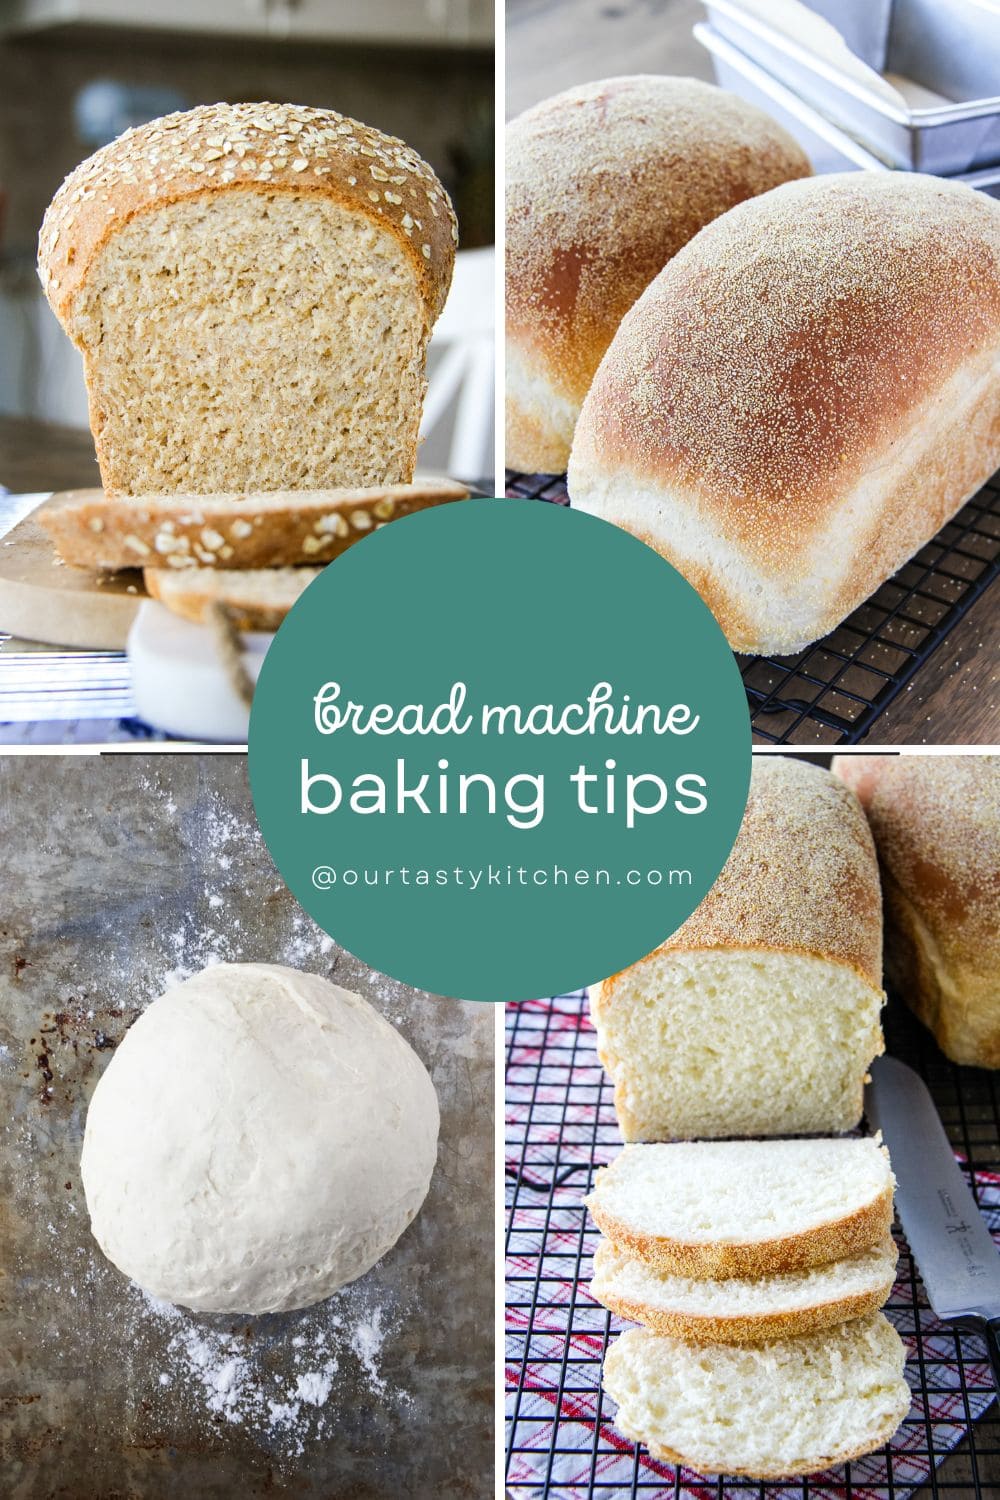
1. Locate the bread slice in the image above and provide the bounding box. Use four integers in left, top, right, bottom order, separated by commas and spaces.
602, 1315, 910, 1478
590, 1235, 898, 1344
40, 481, 469, 572
144, 565, 319, 631
592, 757, 885, 1140
39, 103, 456, 495
585, 1139, 895, 1278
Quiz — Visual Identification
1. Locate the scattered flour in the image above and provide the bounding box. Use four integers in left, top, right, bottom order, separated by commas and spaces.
134, 1277, 400, 1460
295, 1364, 338, 1407
351, 1309, 387, 1395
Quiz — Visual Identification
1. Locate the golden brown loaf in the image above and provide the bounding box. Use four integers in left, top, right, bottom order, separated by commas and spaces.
38, 102, 457, 496
505, 75, 810, 472
833, 754, 1000, 1068
40, 481, 469, 571
592, 756, 885, 1140
569, 172, 1000, 653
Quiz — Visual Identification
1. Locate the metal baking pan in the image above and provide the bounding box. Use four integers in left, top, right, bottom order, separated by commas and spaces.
697, 23, 1000, 196
703, 0, 1000, 174
696, 24, 894, 174
792, 0, 893, 69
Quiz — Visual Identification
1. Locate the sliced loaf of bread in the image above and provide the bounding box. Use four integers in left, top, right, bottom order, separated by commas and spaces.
38, 103, 456, 495
41, 480, 469, 572
590, 1236, 898, 1343
603, 1314, 910, 1477
585, 1139, 895, 1278
591, 757, 885, 1139
144, 565, 319, 631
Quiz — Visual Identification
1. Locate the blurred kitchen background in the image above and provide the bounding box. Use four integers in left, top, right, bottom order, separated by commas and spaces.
0, 0, 494, 487
508, 0, 1000, 195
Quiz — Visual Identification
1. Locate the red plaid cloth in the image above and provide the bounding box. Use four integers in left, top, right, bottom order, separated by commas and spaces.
506, 994, 1000, 1498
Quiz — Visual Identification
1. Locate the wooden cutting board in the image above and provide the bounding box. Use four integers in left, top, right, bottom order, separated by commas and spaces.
0, 492, 144, 650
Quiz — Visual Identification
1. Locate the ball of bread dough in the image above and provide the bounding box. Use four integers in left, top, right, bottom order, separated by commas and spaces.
81, 962, 439, 1313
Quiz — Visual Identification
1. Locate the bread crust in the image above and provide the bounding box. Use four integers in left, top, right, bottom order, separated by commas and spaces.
833, 755, 1000, 1068
40, 481, 469, 572
38, 102, 456, 333
594, 758, 884, 1001
569, 172, 1000, 652
595, 1281, 892, 1345
505, 75, 810, 472
144, 566, 319, 631
588, 1184, 894, 1280
633, 1412, 909, 1481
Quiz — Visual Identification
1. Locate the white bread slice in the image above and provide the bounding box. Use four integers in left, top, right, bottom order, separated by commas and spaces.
603, 1315, 910, 1478
40, 480, 469, 572
144, 566, 320, 631
585, 1139, 895, 1278
590, 1236, 898, 1343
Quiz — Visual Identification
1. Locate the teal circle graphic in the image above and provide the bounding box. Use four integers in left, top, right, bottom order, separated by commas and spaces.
249, 498, 751, 1002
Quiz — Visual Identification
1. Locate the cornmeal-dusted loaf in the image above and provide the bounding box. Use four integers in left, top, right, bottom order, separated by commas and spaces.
505, 75, 810, 472
833, 755, 1000, 1068
144, 565, 319, 631
603, 1316, 910, 1478
590, 1236, 898, 1344
38, 102, 457, 496
592, 756, 885, 1140
40, 480, 469, 571
569, 173, 1000, 653
585, 1139, 895, 1278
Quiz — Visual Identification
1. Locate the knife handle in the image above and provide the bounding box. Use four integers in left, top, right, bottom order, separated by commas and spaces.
983, 1318, 1000, 1394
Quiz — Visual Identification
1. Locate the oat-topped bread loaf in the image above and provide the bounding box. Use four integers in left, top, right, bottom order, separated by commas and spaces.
591, 757, 885, 1140
569, 172, 1000, 653
603, 1315, 910, 1478
505, 76, 810, 473
38, 102, 457, 496
833, 754, 1000, 1068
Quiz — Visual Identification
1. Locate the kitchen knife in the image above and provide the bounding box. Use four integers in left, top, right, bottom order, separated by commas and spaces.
866, 1055, 1000, 1391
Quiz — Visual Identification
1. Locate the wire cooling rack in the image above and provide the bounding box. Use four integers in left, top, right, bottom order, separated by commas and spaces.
504, 470, 1000, 747
505, 992, 1000, 1498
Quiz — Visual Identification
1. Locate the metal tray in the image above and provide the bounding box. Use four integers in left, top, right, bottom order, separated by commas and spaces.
703, 0, 1000, 174
0, 755, 494, 1496
697, 23, 897, 175
697, 23, 1000, 195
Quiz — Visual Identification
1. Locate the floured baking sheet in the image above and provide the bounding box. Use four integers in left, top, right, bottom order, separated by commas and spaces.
0, 755, 493, 1496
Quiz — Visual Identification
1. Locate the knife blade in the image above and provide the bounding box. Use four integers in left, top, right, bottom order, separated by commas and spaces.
866, 1055, 1000, 1391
